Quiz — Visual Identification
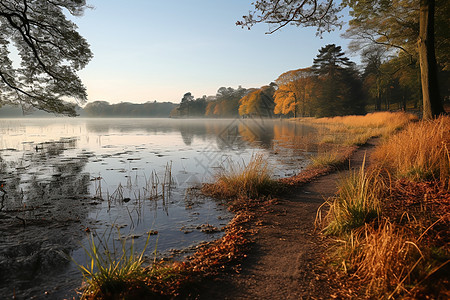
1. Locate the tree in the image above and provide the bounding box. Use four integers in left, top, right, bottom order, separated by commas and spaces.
343, 0, 447, 118
205, 101, 216, 117
239, 84, 276, 117
237, 0, 342, 35
210, 86, 247, 117
178, 92, 194, 116
274, 68, 316, 117
0, 0, 92, 116
361, 46, 388, 111
240, 0, 446, 119
312, 44, 364, 116
417, 0, 444, 119
312, 44, 353, 76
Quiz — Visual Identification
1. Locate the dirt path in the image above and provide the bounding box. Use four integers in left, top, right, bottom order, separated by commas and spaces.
196, 139, 380, 299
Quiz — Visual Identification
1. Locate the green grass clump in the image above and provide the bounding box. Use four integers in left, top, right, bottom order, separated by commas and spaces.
202, 153, 279, 199
321, 161, 383, 235
77, 231, 152, 298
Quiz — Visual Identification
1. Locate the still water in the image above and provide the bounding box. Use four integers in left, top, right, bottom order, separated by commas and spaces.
0, 118, 318, 299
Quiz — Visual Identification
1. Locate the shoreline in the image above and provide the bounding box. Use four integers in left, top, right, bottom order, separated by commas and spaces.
189, 140, 373, 299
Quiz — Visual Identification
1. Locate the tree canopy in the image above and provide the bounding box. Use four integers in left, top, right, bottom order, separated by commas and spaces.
313, 45, 364, 116
237, 0, 342, 34
239, 84, 276, 117
274, 67, 316, 117
0, 0, 92, 116
312, 44, 353, 76
240, 0, 447, 119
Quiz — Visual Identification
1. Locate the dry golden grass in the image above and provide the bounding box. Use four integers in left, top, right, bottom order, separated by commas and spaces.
373, 116, 450, 182
202, 153, 279, 199
343, 222, 422, 298
314, 111, 418, 130
307, 112, 418, 146
309, 150, 343, 168
323, 116, 450, 299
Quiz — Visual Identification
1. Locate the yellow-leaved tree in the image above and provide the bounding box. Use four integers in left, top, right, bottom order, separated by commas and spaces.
274, 68, 316, 117
239, 85, 275, 117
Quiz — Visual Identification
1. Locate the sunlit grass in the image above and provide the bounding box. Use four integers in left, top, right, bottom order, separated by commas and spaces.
307, 111, 418, 146
315, 111, 418, 130
202, 153, 279, 199
373, 116, 450, 182
309, 151, 342, 168
338, 221, 422, 298
321, 116, 450, 298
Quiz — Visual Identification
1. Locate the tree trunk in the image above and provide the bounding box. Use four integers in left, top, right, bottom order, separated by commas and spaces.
376, 79, 382, 111
418, 0, 445, 120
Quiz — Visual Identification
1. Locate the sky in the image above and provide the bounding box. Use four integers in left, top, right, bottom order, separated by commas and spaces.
74, 0, 354, 104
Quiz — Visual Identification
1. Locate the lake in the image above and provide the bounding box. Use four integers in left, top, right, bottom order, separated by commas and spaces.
0, 117, 319, 299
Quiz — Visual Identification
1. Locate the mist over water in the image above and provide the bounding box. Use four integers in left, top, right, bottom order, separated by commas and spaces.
0, 118, 318, 299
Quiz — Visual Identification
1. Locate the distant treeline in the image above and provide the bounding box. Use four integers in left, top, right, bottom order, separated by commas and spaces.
0, 101, 177, 118
83, 101, 176, 117
171, 44, 448, 119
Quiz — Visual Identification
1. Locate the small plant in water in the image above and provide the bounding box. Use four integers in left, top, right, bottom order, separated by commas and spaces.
202, 153, 279, 199
76, 229, 153, 298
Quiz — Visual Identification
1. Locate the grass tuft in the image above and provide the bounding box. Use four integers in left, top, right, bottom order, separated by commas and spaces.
321, 162, 384, 235
202, 153, 279, 199
310, 150, 342, 168
342, 222, 422, 297
77, 230, 152, 299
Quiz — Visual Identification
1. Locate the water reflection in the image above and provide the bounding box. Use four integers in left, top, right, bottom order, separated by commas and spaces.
0, 139, 91, 299
0, 118, 319, 298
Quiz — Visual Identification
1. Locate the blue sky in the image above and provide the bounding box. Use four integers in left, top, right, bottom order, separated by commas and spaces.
75, 1, 353, 104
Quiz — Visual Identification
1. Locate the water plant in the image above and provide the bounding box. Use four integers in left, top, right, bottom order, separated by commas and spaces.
77, 229, 153, 298
202, 153, 279, 199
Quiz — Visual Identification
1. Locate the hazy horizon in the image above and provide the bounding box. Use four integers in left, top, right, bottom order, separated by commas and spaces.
74, 0, 353, 105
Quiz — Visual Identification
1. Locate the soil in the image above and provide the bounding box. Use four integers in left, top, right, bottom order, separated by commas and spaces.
196, 139, 380, 300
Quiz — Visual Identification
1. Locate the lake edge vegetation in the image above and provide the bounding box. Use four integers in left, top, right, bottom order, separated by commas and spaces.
76, 113, 446, 299
318, 115, 450, 298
